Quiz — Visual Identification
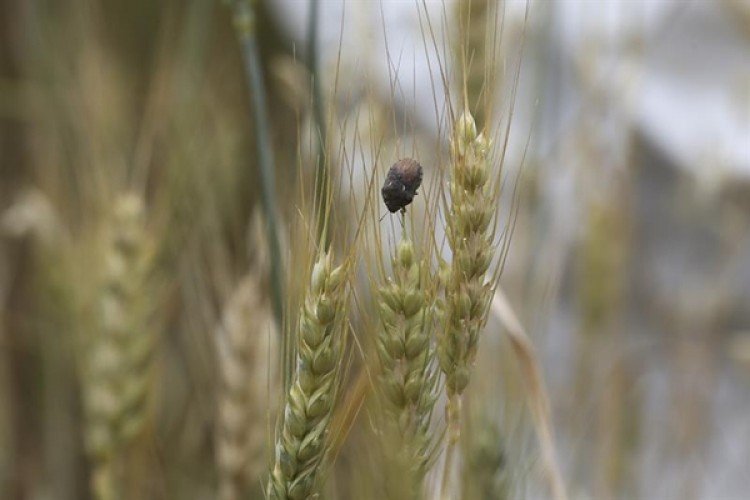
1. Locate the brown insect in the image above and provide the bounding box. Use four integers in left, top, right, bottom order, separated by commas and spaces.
381, 158, 423, 214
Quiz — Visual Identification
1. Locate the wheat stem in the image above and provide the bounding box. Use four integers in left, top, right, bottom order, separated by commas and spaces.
228, 0, 286, 386
306, 0, 331, 248
440, 394, 462, 500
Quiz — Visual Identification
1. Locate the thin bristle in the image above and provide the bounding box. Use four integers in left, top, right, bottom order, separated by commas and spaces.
437, 110, 498, 499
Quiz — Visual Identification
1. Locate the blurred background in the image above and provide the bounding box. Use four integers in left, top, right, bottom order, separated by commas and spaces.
1, 0, 749, 499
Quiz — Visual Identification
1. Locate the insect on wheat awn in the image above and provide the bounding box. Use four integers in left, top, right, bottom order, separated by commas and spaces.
381, 158, 424, 214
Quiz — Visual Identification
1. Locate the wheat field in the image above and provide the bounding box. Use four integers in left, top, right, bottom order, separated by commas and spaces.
1, 1, 749, 500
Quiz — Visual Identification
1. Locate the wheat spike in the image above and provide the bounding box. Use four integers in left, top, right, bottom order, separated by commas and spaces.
438, 111, 494, 397
438, 111, 496, 499
81, 193, 156, 500
375, 238, 439, 496
216, 273, 278, 500
268, 251, 348, 499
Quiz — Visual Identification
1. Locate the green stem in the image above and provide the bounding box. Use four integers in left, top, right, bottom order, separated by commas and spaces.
307, 0, 331, 249
230, 1, 287, 389
441, 394, 462, 500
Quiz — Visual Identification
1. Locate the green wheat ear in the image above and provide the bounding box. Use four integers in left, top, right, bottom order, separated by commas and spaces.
375, 237, 439, 496
81, 193, 157, 500
268, 251, 349, 500
437, 110, 498, 499
438, 111, 495, 398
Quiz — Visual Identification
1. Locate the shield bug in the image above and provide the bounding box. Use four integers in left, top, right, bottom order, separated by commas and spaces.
381, 158, 423, 214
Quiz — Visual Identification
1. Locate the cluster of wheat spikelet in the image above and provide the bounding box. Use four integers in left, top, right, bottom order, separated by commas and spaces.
374, 237, 439, 496
268, 250, 349, 499
80, 193, 156, 500
216, 272, 278, 500
433, 109, 497, 499
438, 111, 494, 398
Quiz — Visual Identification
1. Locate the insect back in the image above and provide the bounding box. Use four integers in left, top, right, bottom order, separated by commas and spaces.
381, 158, 424, 214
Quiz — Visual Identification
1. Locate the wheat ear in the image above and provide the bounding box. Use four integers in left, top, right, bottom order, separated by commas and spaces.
268, 251, 348, 499
375, 237, 439, 495
82, 193, 155, 500
438, 111, 495, 498
216, 274, 278, 500
438, 110, 494, 397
